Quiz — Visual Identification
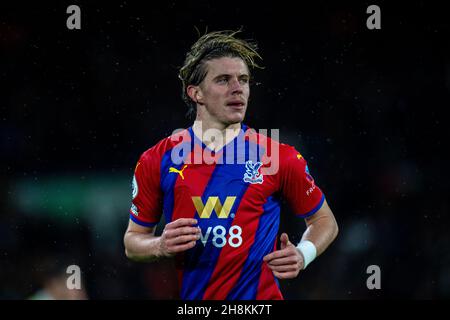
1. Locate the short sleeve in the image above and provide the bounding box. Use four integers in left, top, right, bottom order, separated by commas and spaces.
129, 148, 163, 227
279, 146, 325, 218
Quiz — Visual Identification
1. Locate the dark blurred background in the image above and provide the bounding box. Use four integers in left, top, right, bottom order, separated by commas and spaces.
1, 0, 449, 299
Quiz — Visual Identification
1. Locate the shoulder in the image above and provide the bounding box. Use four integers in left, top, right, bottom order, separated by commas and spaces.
243, 126, 305, 165
137, 128, 191, 171
140, 129, 191, 162
280, 143, 306, 163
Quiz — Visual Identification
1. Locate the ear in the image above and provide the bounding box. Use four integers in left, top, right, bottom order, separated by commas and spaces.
187, 85, 203, 105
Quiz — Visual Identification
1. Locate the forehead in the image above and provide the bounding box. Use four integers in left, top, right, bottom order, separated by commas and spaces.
204, 57, 249, 77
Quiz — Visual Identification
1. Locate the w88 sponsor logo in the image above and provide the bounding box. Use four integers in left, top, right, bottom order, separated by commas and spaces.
199, 225, 242, 248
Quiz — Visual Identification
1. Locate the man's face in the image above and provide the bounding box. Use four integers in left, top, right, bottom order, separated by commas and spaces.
195, 57, 250, 125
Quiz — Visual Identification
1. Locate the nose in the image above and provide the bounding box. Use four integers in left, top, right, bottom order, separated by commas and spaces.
229, 77, 243, 94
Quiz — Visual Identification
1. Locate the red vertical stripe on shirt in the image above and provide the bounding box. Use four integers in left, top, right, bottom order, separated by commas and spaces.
256, 240, 283, 300
171, 149, 217, 293
203, 184, 265, 299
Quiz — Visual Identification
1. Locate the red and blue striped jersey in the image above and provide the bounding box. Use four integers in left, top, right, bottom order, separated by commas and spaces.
129, 124, 325, 300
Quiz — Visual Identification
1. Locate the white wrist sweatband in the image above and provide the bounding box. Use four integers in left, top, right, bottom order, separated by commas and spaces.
296, 240, 317, 269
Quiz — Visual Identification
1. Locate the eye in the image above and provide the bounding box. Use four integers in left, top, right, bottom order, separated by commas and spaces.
216, 77, 228, 84
239, 77, 249, 84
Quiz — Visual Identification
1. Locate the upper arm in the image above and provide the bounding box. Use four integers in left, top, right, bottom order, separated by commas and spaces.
304, 198, 337, 228
129, 149, 163, 227
126, 219, 156, 236
279, 146, 325, 218
123, 219, 158, 261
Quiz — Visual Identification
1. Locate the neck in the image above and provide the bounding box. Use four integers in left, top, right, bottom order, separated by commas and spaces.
192, 115, 242, 151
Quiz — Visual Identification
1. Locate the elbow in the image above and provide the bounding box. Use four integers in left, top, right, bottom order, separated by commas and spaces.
125, 248, 132, 259
123, 233, 134, 260
124, 246, 138, 261
331, 219, 339, 242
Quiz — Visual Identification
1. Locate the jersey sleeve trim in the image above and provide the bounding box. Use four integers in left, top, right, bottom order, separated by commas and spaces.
296, 193, 325, 218
129, 213, 158, 227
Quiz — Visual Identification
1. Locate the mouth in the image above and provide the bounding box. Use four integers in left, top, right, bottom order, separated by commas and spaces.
226, 101, 246, 108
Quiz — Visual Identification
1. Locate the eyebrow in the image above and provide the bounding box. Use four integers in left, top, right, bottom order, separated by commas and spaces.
213, 74, 250, 80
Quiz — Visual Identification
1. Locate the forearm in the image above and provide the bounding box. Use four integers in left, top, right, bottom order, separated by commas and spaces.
124, 231, 163, 262
301, 214, 338, 256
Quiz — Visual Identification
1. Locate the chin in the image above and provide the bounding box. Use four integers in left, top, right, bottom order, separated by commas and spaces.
223, 106, 247, 124
224, 112, 245, 125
